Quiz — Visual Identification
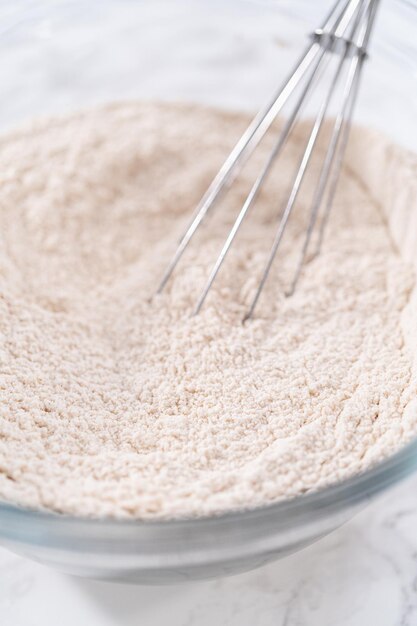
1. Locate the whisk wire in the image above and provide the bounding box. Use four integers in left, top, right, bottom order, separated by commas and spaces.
157, 0, 380, 320
157, 0, 362, 294
197, 0, 377, 317
286, 1, 376, 296
179, 0, 357, 240
310, 0, 379, 264
243, 45, 352, 322
193, 46, 332, 315
245, 0, 379, 319
312, 72, 360, 258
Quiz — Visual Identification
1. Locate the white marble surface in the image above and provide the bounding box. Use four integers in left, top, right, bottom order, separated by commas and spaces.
1, 475, 417, 626
1, 0, 417, 623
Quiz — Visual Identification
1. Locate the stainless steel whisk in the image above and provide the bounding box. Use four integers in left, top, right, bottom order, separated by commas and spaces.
157, 0, 380, 320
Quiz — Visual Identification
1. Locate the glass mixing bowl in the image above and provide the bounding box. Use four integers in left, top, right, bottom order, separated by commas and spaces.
0, 0, 416, 583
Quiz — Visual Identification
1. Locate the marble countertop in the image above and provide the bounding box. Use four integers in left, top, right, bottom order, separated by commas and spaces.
1, 475, 417, 626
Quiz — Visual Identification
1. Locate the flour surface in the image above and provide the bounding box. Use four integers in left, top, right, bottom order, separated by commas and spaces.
0, 102, 416, 519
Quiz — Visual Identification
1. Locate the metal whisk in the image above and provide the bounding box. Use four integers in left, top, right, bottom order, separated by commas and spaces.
157, 0, 380, 321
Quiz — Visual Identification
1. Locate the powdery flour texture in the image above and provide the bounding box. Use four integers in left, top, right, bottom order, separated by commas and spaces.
0, 102, 416, 519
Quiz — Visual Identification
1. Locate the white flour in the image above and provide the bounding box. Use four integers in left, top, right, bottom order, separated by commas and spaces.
0, 102, 416, 519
